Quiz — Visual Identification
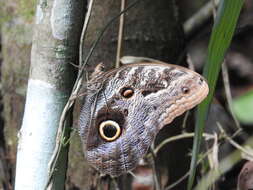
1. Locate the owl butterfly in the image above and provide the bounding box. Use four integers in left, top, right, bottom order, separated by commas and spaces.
79, 57, 209, 177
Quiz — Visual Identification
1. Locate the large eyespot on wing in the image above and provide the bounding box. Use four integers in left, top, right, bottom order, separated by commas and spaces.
99, 120, 121, 141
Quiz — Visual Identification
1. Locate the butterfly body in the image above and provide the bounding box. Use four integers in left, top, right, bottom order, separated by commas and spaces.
79, 60, 209, 176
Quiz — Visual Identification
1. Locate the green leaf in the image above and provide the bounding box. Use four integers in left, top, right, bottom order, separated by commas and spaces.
232, 89, 253, 124
187, 0, 245, 189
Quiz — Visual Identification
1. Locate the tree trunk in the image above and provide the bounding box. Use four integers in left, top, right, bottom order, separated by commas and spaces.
14, 0, 85, 189
83, 0, 184, 71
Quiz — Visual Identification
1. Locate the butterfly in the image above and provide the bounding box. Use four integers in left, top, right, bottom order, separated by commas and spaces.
79, 57, 209, 177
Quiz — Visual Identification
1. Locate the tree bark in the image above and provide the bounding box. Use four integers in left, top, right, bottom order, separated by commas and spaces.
14, 0, 85, 189
83, 0, 184, 71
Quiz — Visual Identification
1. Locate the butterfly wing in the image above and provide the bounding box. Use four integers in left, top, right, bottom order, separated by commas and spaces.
79, 62, 209, 176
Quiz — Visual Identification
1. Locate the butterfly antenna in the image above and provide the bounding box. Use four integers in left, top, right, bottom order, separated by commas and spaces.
128, 171, 137, 178
102, 90, 111, 115
88, 92, 99, 128
85, 70, 89, 82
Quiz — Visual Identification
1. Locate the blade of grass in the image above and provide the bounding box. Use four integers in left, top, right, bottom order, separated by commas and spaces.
187, 1, 245, 189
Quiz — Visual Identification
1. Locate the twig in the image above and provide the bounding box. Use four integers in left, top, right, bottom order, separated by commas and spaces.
79, 0, 95, 67
218, 123, 253, 159
69, 61, 82, 69
181, 111, 190, 131
150, 144, 161, 190
183, 0, 220, 37
207, 133, 219, 171
165, 123, 250, 189
116, 0, 126, 68
153, 133, 215, 156
128, 171, 137, 178
221, 62, 242, 130
186, 54, 195, 71
165, 172, 189, 190
195, 136, 253, 190
165, 137, 220, 190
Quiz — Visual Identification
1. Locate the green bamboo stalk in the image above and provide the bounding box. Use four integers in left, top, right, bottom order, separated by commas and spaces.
15, 0, 86, 189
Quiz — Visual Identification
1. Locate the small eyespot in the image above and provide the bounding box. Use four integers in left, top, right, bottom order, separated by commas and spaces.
199, 77, 204, 85
120, 87, 134, 98
99, 120, 121, 141
182, 87, 190, 94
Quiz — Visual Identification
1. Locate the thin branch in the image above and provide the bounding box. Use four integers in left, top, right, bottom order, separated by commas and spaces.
79, 0, 95, 67
165, 123, 250, 189
165, 137, 220, 190
116, 0, 126, 68
181, 111, 190, 131
183, 0, 220, 37
150, 144, 161, 190
165, 172, 189, 190
153, 133, 215, 156
207, 133, 219, 171
186, 54, 195, 71
195, 136, 253, 190
218, 123, 253, 159
221, 62, 242, 130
